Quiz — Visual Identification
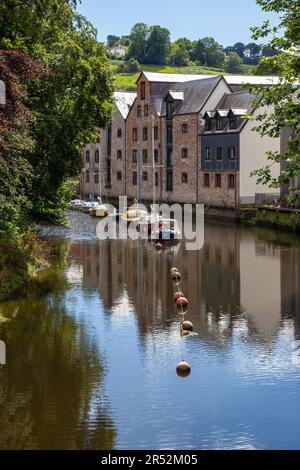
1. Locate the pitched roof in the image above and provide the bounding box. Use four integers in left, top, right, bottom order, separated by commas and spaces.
139, 71, 218, 84
113, 91, 136, 119
164, 76, 223, 115
216, 90, 254, 113
224, 75, 280, 86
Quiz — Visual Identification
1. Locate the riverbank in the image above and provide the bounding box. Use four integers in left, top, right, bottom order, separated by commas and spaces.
204, 206, 300, 233
0, 227, 53, 302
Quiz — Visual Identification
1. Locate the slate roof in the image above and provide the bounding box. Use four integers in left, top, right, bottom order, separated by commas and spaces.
216, 91, 254, 113
162, 76, 223, 115
203, 91, 255, 134
114, 91, 136, 119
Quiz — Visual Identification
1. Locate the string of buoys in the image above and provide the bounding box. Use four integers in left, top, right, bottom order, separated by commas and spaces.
170, 267, 193, 378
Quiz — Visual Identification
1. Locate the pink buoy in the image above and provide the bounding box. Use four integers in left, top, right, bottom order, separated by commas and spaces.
155, 242, 163, 252
174, 291, 184, 302
182, 321, 194, 332
176, 296, 188, 308
176, 361, 191, 378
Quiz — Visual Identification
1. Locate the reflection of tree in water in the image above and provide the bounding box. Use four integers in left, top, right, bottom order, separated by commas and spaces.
0, 241, 116, 450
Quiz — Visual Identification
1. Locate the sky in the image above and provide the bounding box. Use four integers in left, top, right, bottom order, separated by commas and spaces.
77, 0, 279, 47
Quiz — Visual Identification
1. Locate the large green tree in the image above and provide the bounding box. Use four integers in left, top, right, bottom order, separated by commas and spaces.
126, 23, 149, 63
0, 0, 114, 221
145, 25, 171, 64
250, 0, 300, 201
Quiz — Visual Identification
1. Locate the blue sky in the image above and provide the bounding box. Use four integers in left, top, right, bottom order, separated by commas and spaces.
77, 0, 279, 47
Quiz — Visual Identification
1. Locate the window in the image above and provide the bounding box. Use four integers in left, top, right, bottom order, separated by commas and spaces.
228, 174, 235, 188
86, 170, 90, 182
228, 146, 236, 160
216, 117, 224, 131
182, 148, 188, 159
217, 147, 223, 160
142, 171, 148, 181
144, 105, 148, 116
133, 172, 137, 185
141, 82, 146, 100
154, 126, 158, 140
117, 128, 122, 138
94, 172, 99, 184
205, 119, 212, 131
143, 149, 148, 163
182, 123, 188, 133
137, 106, 142, 117
215, 173, 222, 187
107, 159, 111, 183
182, 173, 188, 183
132, 150, 137, 163
95, 150, 99, 163
117, 171, 122, 181
167, 148, 173, 167
167, 125, 173, 144
204, 173, 210, 187
166, 101, 174, 120
154, 149, 159, 163
205, 147, 211, 160
117, 150, 122, 160
86, 150, 90, 162
229, 116, 237, 129
143, 127, 148, 141
167, 170, 173, 192
155, 172, 159, 186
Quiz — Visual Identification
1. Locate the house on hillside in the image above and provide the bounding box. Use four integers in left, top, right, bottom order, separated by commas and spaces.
109, 45, 128, 58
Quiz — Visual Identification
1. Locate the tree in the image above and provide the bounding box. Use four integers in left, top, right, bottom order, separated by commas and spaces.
127, 23, 149, 63
225, 52, 244, 73
170, 41, 190, 66
232, 42, 245, 58
145, 25, 171, 64
190, 39, 207, 65
106, 35, 120, 48
0, 0, 114, 222
202, 37, 225, 68
250, 0, 300, 202
243, 42, 261, 64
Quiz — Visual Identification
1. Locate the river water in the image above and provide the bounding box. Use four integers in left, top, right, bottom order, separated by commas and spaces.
0, 211, 300, 450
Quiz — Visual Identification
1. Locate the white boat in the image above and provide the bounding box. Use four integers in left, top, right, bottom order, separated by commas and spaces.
89, 198, 110, 217
70, 199, 85, 210
81, 201, 97, 213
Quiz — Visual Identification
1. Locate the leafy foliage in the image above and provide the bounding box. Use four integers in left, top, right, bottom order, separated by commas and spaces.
249, 0, 300, 202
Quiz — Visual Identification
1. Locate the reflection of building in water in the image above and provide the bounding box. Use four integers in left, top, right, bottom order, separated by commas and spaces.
69, 225, 300, 347
239, 230, 282, 342
280, 247, 300, 338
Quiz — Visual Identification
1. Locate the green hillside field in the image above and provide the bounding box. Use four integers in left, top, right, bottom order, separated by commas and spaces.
113, 63, 255, 91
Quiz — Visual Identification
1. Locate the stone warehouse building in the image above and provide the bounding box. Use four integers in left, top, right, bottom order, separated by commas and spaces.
81, 91, 136, 200
80, 72, 282, 208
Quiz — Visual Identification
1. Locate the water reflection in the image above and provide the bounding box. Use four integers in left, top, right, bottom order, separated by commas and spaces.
69, 222, 300, 347
1, 212, 300, 450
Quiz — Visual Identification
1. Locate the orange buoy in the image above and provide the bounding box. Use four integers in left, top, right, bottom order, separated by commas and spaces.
182, 321, 194, 332
174, 291, 184, 302
155, 242, 163, 252
171, 271, 181, 281
176, 361, 191, 378
176, 296, 188, 308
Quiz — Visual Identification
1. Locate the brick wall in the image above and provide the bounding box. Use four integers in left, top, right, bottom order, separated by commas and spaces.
198, 171, 239, 209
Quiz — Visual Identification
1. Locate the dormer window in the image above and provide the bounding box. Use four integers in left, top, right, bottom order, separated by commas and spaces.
166, 101, 174, 120
216, 117, 224, 131
205, 119, 212, 131
229, 116, 237, 130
